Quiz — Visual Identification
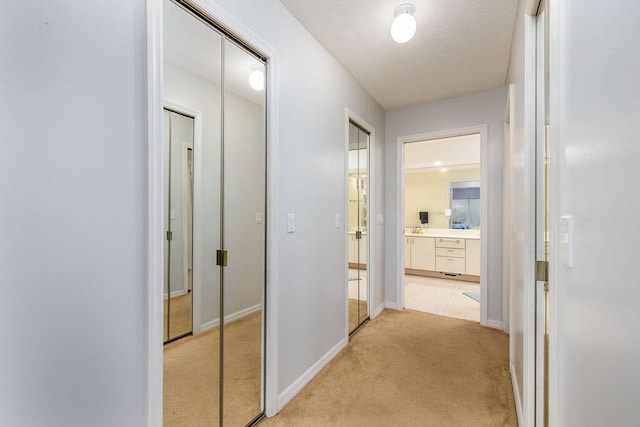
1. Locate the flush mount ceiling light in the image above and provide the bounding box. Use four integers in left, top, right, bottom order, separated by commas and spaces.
249, 64, 265, 91
391, 3, 416, 44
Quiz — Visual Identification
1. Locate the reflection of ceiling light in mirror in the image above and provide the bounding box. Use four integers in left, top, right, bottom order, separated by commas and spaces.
440, 168, 448, 172
249, 65, 265, 91
391, 3, 416, 44
434, 161, 442, 166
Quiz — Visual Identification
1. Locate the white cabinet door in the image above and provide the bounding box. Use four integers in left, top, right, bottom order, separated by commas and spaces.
411, 237, 436, 271
358, 235, 367, 266
348, 235, 357, 264
465, 239, 481, 276
404, 237, 412, 268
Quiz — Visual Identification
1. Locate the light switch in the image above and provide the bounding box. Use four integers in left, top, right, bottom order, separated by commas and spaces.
287, 213, 295, 233
561, 215, 574, 268
335, 213, 341, 229
256, 213, 264, 224
376, 213, 384, 224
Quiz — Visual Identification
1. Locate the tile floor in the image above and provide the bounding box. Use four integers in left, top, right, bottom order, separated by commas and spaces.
348, 268, 368, 300
404, 274, 480, 322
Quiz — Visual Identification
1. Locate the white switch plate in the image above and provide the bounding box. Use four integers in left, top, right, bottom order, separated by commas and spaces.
256, 213, 264, 224
561, 215, 574, 268
376, 213, 384, 224
287, 213, 295, 233
335, 213, 341, 229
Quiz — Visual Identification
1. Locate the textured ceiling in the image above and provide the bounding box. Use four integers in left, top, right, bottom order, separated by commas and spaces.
280, 0, 518, 110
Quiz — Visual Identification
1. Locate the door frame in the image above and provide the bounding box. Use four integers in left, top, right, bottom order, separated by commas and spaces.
146, 0, 280, 424
395, 125, 489, 327
344, 109, 377, 335
164, 102, 202, 334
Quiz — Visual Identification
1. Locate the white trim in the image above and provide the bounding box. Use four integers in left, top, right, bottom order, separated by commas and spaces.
503, 84, 515, 335
373, 303, 386, 318
277, 337, 348, 412
511, 364, 525, 426
384, 301, 403, 311
163, 289, 188, 300
145, 0, 163, 425
181, 142, 193, 300
487, 319, 503, 330
146, 0, 280, 423
163, 101, 203, 334
200, 303, 263, 332
345, 109, 377, 328
547, 0, 559, 423
522, 12, 538, 427
395, 125, 489, 326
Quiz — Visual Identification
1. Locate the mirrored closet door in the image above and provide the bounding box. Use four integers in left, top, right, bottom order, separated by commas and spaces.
162, 1, 266, 426
163, 109, 195, 343
347, 122, 369, 334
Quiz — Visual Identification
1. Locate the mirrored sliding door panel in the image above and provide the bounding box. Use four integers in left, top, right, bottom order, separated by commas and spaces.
347, 122, 370, 334
163, 1, 266, 426
221, 39, 266, 426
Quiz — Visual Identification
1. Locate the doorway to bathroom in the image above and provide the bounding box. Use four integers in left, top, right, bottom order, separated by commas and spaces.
398, 127, 488, 325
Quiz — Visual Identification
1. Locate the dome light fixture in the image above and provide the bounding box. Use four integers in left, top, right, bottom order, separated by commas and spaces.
391, 3, 416, 44
249, 64, 265, 91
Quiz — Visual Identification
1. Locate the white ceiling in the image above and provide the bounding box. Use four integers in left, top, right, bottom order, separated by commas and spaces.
279, 0, 518, 110
404, 133, 480, 172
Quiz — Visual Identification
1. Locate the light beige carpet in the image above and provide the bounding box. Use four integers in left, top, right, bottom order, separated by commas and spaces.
163, 311, 262, 426
348, 298, 368, 333
261, 309, 516, 427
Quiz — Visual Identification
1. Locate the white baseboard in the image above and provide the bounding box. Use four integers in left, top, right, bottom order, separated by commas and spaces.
200, 303, 262, 333
384, 301, 403, 311
277, 336, 348, 412
487, 319, 503, 330
163, 289, 188, 300
510, 364, 524, 426
372, 303, 385, 318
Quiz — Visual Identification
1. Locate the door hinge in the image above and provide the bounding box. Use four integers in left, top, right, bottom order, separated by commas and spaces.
355, 231, 362, 239
166, 231, 173, 241
216, 249, 228, 267
536, 260, 549, 283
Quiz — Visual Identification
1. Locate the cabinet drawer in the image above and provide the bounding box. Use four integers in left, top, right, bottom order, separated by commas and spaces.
435, 237, 465, 249
436, 256, 466, 274
436, 248, 465, 258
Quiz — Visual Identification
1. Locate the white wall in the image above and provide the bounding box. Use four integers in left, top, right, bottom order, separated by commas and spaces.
384, 87, 506, 323
0, 0, 385, 423
552, 0, 640, 424
210, 0, 385, 396
0, 1, 147, 425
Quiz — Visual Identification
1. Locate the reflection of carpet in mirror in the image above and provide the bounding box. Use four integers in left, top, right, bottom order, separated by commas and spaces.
348, 298, 368, 332
163, 311, 262, 426
163, 293, 192, 340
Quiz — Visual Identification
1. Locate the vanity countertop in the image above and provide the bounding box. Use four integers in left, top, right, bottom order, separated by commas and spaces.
404, 229, 480, 240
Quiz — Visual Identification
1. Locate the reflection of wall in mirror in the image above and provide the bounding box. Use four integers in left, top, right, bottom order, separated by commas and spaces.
405, 166, 480, 228
164, 61, 264, 329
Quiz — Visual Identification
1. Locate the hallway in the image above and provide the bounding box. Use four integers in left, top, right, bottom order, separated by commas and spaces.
261, 309, 516, 426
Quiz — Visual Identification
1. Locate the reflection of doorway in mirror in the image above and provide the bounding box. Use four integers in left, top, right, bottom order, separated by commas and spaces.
163, 109, 195, 343
347, 121, 370, 334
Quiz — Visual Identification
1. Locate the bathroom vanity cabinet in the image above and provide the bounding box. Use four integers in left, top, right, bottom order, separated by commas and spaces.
404, 230, 480, 281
